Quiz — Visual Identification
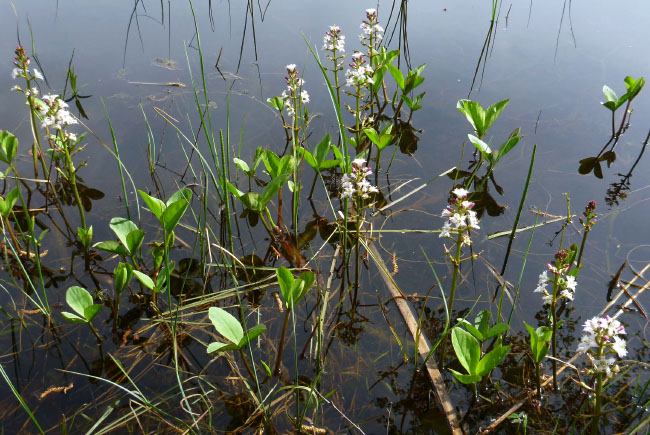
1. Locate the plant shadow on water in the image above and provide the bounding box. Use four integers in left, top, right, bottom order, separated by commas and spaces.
0, 1, 649, 434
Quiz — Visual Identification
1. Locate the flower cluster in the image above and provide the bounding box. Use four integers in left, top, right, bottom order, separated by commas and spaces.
323, 25, 345, 54
359, 8, 384, 49
439, 188, 480, 246
577, 315, 627, 375
340, 158, 378, 200
579, 200, 597, 232
38, 94, 78, 135
281, 64, 309, 118
533, 249, 578, 305
10, 45, 42, 97
345, 52, 374, 89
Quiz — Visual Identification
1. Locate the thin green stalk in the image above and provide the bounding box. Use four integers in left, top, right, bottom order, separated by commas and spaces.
593, 356, 604, 433
103, 100, 131, 221
440, 231, 464, 361
0, 363, 44, 434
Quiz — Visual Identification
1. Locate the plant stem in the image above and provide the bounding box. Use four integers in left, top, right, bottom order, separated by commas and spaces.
274, 307, 292, 375
440, 231, 464, 362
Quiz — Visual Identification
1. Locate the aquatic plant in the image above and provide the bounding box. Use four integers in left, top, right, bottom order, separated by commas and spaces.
449, 310, 510, 397
62, 285, 103, 342
576, 315, 627, 433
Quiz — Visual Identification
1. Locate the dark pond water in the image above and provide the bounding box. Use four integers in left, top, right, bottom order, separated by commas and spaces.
0, 0, 649, 433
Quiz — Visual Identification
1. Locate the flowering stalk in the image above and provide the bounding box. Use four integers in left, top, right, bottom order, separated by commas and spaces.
438, 187, 480, 360
576, 201, 597, 270
12, 46, 47, 179
281, 64, 309, 237
322, 25, 346, 109
345, 52, 374, 148
38, 94, 86, 231
576, 316, 627, 433
359, 9, 383, 118
340, 158, 378, 303
534, 248, 577, 390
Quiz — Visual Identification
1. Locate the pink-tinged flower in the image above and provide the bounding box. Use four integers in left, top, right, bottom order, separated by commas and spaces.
439, 188, 479, 245
340, 158, 379, 201
577, 315, 627, 376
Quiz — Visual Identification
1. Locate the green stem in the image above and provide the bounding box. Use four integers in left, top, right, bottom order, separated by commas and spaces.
62, 142, 86, 230
441, 231, 464, 362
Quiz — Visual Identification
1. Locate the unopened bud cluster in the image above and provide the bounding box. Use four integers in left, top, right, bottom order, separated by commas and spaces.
579, 200, 597, 232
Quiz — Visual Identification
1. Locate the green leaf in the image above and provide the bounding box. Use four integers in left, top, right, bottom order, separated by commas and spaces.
238, 323, 266, 347
0, 187, 20, 218
277, 267, 295, 307
114, 262, 133, 295
261, 173, 290, 209
93, 240, 129, 257
225, 181, 244, 199
240, 192, 263, 212
452, 327, 481, 374
364, 128, 380, 145
83, 304, 103, 322
386, 63, 405, 91
468, 134, 492, 162
476, 345, 511, 377
206, 341, 238, 354
292, 271, 315, 306
61, 311, 86, 324
267, 96, 284, 111
494, 128, 522, 164
138, 190, 166, 221
208, 307, 244, 344
66, 286, 94, 319
302, 149, 318, 169
133, 270, 155, 290
314, 134, 332, 165
602, 85, 617, 103
459, 320, 483, 341
0, 131, 18, 164
449, 368, 482, 385
233, 157, 250, 173
162, 196, 190, 233
166, 188, 192, 207
457, 99, 486, 137
475, 310, 491, 338
484, 99, 510, 132
485, 323, 509, 339
125, 230, 145, 255
261, 360, 272, 377
109, 217, 138, 253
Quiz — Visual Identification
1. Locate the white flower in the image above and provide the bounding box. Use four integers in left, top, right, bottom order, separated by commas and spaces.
439, 222, 451, 238
11, 85, 20, 92
577, 333, 596, 353
300, 90, 310, 104
534, 271, 548, 293
366, 8, 376, 15
32, 68, 43, 80
565, 275, 577, 292
286, 64, 296, 73
11, 68, 21, 79
452, 187, 469, 199
612, 336, 627, 357
30, 86, 38, 96
352, 157, 366, 167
